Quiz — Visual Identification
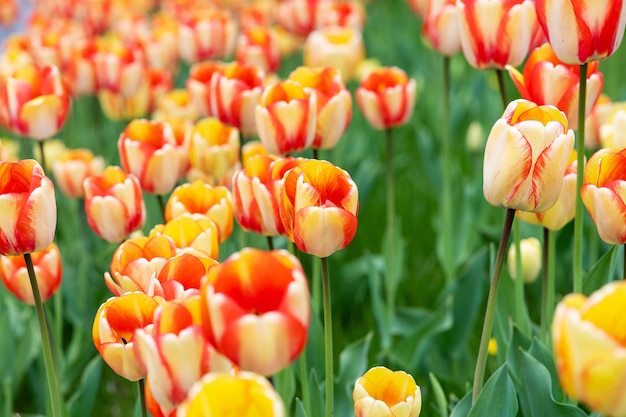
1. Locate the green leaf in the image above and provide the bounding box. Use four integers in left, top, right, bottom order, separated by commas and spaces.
584, 245, 617, 295
450, 391, 472, 417
527, 338, 564, 402
506, 323, 532, 386
468, 364, 518, 417
295, 398, 308, 417
334, 332, 373, 417
67, 356, 103, 417
308, 369, 324, 417
274, 362, 296, 413
365, 254, 391, 349
429, 372, 449, 417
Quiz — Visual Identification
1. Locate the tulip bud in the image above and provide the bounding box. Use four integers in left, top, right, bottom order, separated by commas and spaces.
507, 237, 542, 284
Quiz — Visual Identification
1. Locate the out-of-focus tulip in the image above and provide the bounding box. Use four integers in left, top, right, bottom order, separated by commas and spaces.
506, 237, 542, 284
422, 0, 461, 56
535, 0, 626, 65
456, 0, 539, 69
83, 166, 147, 243
178, 8, 237, 64
280, 159, 358, 258
581, 148, 626, 244
186, 61, 226, 118
52, 149, 105, 198
586, 94, 613, 149
507, 43, 604, 127
187, 117, 240, 186
65, 39, 100, 96
235, 27, 281, 75
152, 89, 200, 122
276, 0, 328, 37
316, 0, 366, 30
238, 2, 274, 32
201, 248, 309, 376
288, 66, 352, 149
118, 119, 181, 195
552, 281, 626, 416
255, 80, 317, 155
599, 103, 626, 148
33, 139, 67, 172
177, 372, 285, 417
353, 366, 422, 417
0, 39, 33, 80
0, 0, 18, 26
0, 64, 71, 140
516, 151, 578, 231
150, 215, 220, 260
28, 19, 88, 69
0, 160, 56, 256
165, 180, 233, 242
241, 140, 269, 164
303, 26, 365, 82
0, 243, 62, 305
0, 138, 19, 162
483, 99, 575, 212
407, 0, 428, 18
92, 292, 160, 381
355, 66, 417, 130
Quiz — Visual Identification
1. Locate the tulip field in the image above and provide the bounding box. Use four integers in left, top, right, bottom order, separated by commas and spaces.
3, 0, 626, 416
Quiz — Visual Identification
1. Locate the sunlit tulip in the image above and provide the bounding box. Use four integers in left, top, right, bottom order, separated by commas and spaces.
535, 0, 626, 65
0, 160, 56, 256
280, 159, 359, 257
355, 66, 416, 130
552, 281, 626, 416
0, 64, 71, 140
52, 149, 105, 198
581, 148, 626, 244
150, 215, 220, 260
303, 26, 365, 82
92, 292, 160, 381
507, 43, 604, 127
316, 0, 366, 30
456, 0, 539, 69
83, 166, 147, 243
187, 117, 240, 186
422, 0, 461, 56
177, 372, 285, 416
118, 119, 181, 195
165, 180, 233, 242
599, 103, 626, 148
201, 248, 309, 376
276, 0, 328, 37
235, 27, 281, 75
288, 66, 352, 149
186, 61, 226, 118
255, 80, 317, 155
0, 243, 62, 305
483, 99, 575, 212
353, 366, 422, 417
506, 237, 542, 284
178, 8, 237, 64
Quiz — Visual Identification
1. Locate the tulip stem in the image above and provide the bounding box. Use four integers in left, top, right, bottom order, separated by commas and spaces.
138, 379, 147, 417
472, 208, 515, 404
496, 69, 508, 108
38, 140, 47, 172
385, 128, 396, 326
267, 236, 274, 251
573, 63, 588, 294
441, 55, 454, 284
3, 380, 13, 417
156, 194, 166, 222
513, 219, 528, 334
24, 253, 64, 417
623, 243, 626, 280
313, 148, 319, 160
321, 256, 334, 417
299, 351, 313, 417
541, 228, 555, 343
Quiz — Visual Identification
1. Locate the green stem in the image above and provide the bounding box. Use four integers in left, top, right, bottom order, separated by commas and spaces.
3, 380, 13, 417
321, 256, 334, 417
267, 235, 274, 251
24, 253, 64, 417
313, 148, 319, 160
299, 352, 312, 417
138, 379, 147, 417
623, 244, 626, 280
541, 228, 556, 344
38, 140, 47, 172
496, 69, 508, 108
156, 194, 166, 223
513, 218, 527, 334
312, 255, 321, 315
54, 289, 63, 361
573, 63, 588, 294
472, 208, 516, 404
441, 55, 453, 284
385, 128, 396, 326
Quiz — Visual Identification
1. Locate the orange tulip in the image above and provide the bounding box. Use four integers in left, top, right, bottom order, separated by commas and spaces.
280, 159, 358, 258
51, 148, 105, 199
508, 43, 604, 127
0, 243, 62, 305
92, 292, 160, 381
150, 215, 220, 260
0, 160, 56, 256
178, 8, 237, 64
356, 67, 416, 130
303, 26, 365, 82
235, 27, 281, 74
83, 166, 147, 243
422, 0, 462, 56
581, 148, 626, 244
353, 366, 422, 417
201, 248, 310, 376
552, 281, 626, 416
186, 60, 226, 118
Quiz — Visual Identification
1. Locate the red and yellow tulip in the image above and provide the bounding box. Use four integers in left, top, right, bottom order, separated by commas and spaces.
178, 8, 237, 64
353, 366, 422, 417
422, 0, 461, 57
51, 148, 105, 199
235, 27, 281, 74
303, 26, 365, 82
150, 215, 220, 260
186, 60, 225, 118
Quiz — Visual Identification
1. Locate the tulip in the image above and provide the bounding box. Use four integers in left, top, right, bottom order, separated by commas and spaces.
280, 159, 359, 258
535, 0, 626, 65
235, 27, 282, 74
407, 0, 428, 18
200, 248, 310, 376
303, 26, 365, 82
552, 281, 626, 416
355, 67, 417, 130
507, 43, 604, 127
165, 180, 233, 242
585, 94, 613, 149
581, 148, 626, 244
316, 0, 366, 30
599, 103, 626, 148
118, 119, 181, 195
65, 40, 100, 97
255, 80, 317, 155
456, 0, 539, 69
152, 89, 200, 122
150, 215, 220, 260
0, 138, 19, 162
238, 3, 274, 32
0, 160, 56, 256
422, 0, 461, 56
177, 372, 285, 417
154, 253, 218, 300
93, 292, 160, 381
506, 237, 542, 284
483, 99, 575, 212
186, 61, 226, 118
276, 0, 328, 37
0, 0, 18, 26
0, 243, 62, 305
288, 66, 352, 149
353, 366, 422, 417
83, 166, 147, 243
178, 8, 237, 64
51, 149, 105, 199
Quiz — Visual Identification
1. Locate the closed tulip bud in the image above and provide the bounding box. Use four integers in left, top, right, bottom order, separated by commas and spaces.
553, 281, 626, 416
52, 149, 105, 199
599, 103, 626, 148
581, 148, 626, 244
83, 166, 147, 243
535, 0, 626, 65
0, 243, 62, 304
353, 366, 422, 417
235, 27, 281, 74
303, 26, 365, 82
201, 248, 310, 376
422, 0, 462, 56
186, 61, 226, 118
483, 99, 575, 212
507, 237, 542, 284
356, 67, 417, 130
150, 215, 220, 260
0, 160, 56, 256
585, 94, 613, 149
178, 9, 237, 64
